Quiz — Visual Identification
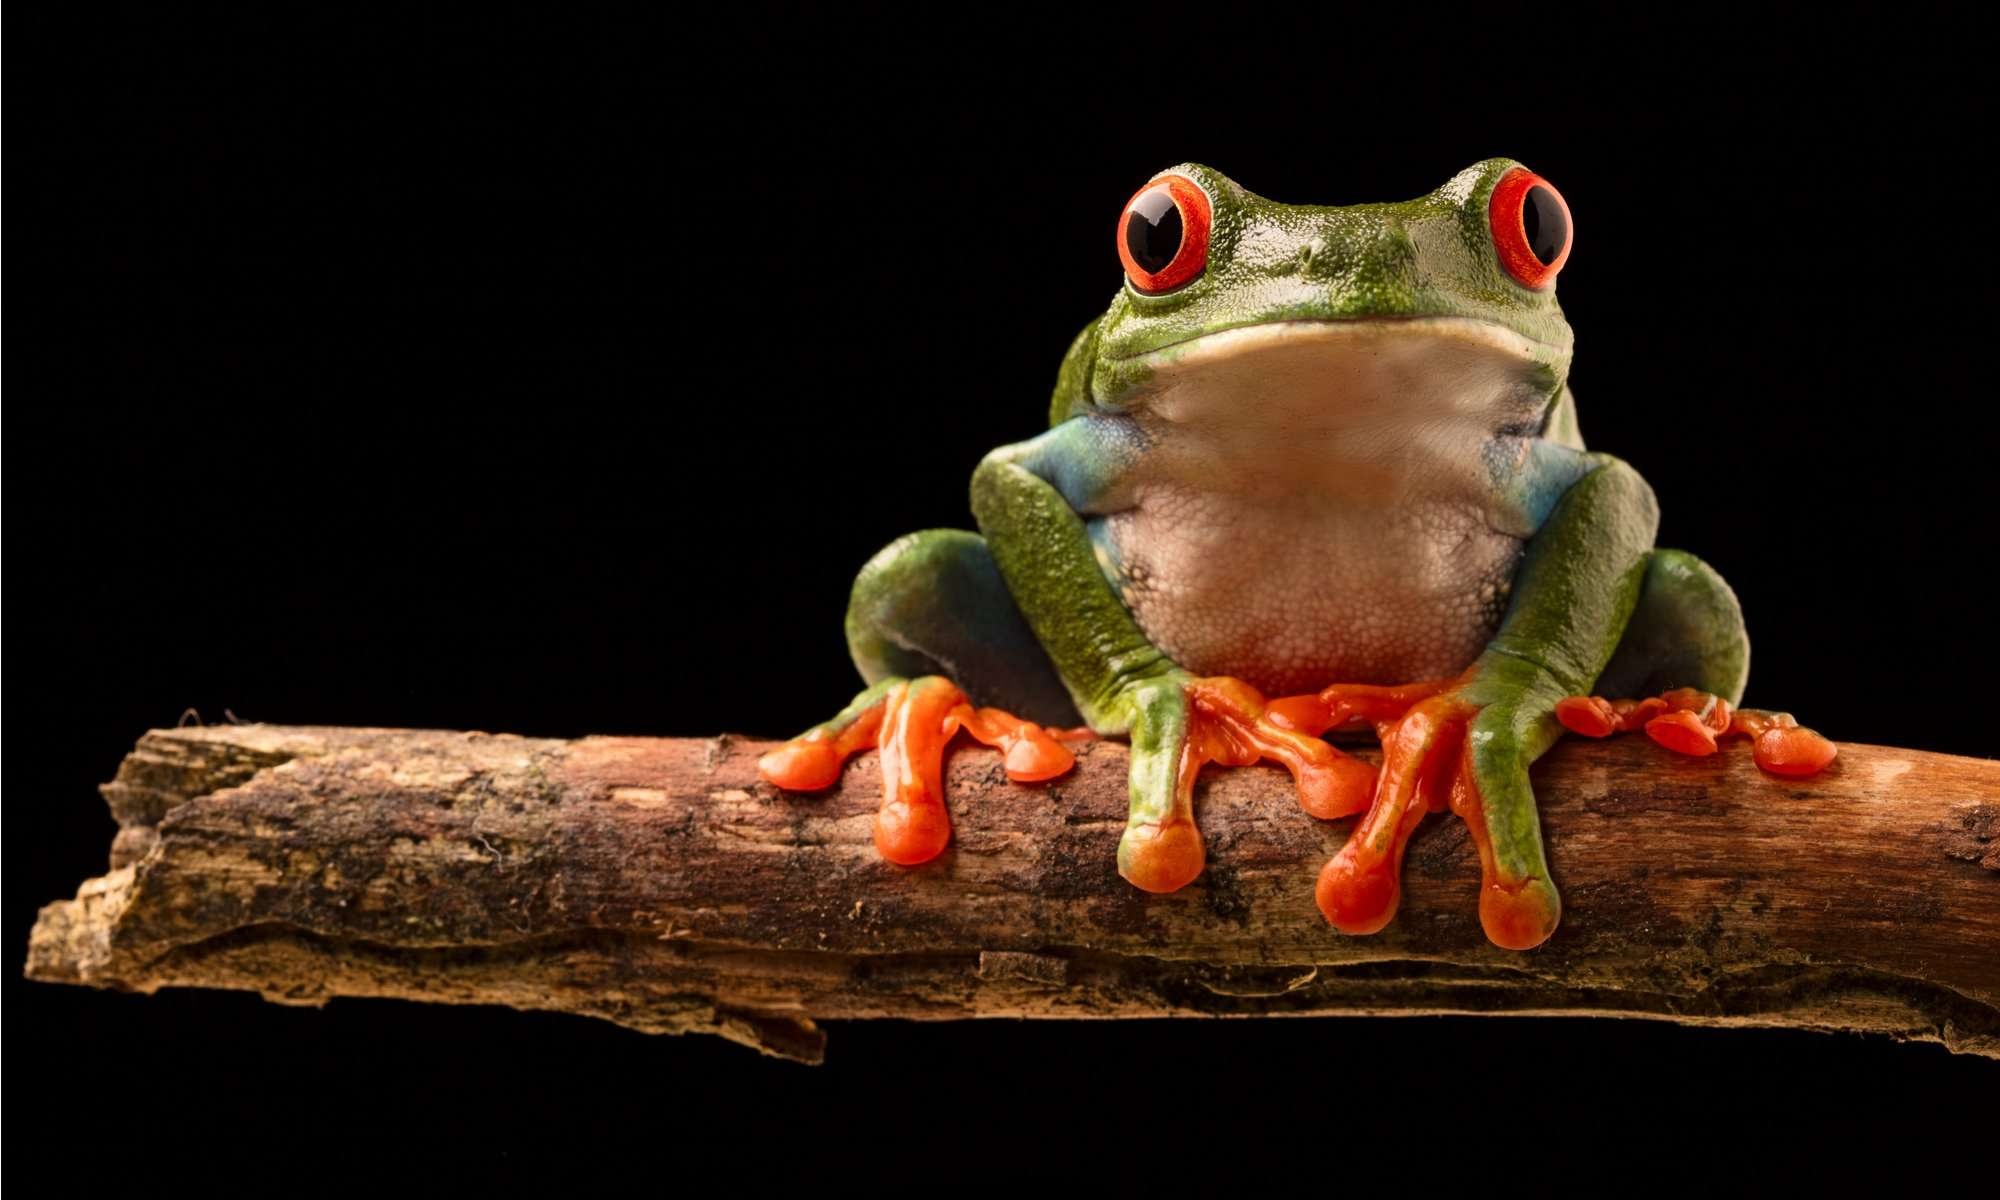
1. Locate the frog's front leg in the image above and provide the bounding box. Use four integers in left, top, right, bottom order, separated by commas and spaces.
1315, 455, 1661, 949
757, 529, 1084, 864
972, 424, 1378, 892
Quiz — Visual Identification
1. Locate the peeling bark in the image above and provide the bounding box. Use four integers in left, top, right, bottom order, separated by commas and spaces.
25, 724, 2000, 1063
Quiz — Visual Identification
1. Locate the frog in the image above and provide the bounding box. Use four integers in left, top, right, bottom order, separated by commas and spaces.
757, 158, 1835, 950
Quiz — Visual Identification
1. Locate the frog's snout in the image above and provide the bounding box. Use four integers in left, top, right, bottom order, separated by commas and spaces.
1287, 226, 1419, 292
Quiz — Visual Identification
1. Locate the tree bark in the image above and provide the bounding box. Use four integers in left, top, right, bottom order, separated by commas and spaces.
24, 723, 2000, 1063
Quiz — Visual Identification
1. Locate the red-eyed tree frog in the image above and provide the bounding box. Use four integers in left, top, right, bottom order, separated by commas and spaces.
759, 159, 1834, 950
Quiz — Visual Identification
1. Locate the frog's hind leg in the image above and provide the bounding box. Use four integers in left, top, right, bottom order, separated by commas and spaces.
1594, 549, 1749, 704
845, 529, 1083, 726
1558, 549, 1834, 774
1558, 548, 1755, 748
758, 530, 1084, 865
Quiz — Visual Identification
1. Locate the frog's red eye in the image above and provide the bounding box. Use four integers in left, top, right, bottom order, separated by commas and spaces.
1488, 167, 1572, 290
1118, 174, 1211, 294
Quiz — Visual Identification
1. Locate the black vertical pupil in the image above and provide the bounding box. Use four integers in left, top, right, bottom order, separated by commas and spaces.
1124, 187, 1183, 274
1521, 185, 1567, 266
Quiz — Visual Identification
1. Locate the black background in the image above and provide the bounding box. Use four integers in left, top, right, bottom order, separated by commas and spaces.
9, 10, 1997, 1186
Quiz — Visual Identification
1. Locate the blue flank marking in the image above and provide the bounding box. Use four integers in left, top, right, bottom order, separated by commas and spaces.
1016, 412, 1148, 514
1486, 436, 1596, 535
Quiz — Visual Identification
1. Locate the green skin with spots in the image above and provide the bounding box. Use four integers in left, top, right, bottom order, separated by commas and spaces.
813, 158, 1748, 942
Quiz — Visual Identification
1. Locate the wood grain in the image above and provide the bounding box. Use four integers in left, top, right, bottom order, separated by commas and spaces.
25, 723, 1999, 1063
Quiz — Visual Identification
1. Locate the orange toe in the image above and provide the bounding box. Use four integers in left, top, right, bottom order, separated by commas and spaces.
1316, 848, 1400, 935
1480, 877, 1561, 950
952, 704, 1080, 783
997, 721, 1076, 782
1646, 709, 1719, 756
1263, 694, 1335, 735
1294, 754, 1379, 820
1754, 725, 1838, 776
1555, 695, 1618, 738
757, 738, 846, 791
1118, 821, 1206, 893
874, 795, 954, 865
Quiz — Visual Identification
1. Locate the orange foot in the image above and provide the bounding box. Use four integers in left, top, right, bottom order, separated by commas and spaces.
1117, 676, 1384, 893
1556, 686, 1837, 777
757, 677, 1084, 865
1281, 676, 1562, 951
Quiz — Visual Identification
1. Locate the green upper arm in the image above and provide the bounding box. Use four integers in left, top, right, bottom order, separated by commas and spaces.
969, 422, 1171, 730
1476, 452, 1659, 705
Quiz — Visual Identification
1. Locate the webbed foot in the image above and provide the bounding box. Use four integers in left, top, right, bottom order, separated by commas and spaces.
1117, 675, 1381, 893
1556, 686, 1837, 777
1297, 663, 1565, 950
759, 676, 1083, 865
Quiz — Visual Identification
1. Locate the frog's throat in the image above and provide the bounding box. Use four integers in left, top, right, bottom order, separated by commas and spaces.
1087, 315, 1564, 438
1100, 315, 1562, 370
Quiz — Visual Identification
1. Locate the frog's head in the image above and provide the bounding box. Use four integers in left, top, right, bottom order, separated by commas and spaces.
1086, 159, 1576, 425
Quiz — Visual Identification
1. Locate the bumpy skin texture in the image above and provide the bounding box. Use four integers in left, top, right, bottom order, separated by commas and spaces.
773, 158, 1754, 950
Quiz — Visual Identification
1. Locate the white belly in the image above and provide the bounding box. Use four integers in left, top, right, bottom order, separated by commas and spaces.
1093, 318, 1554, 695
1105, 492, 1521, 694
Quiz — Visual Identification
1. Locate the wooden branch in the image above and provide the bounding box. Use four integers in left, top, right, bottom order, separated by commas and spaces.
25, 724, 2000, 1063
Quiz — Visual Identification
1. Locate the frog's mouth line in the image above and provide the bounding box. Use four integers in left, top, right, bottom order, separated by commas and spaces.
1101, 316, 1564, 368
1090, 315, 1565, 433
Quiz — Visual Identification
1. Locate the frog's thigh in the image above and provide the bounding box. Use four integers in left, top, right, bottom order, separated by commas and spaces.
846, 529, 1083, 727
1594, 549, 1750, 705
